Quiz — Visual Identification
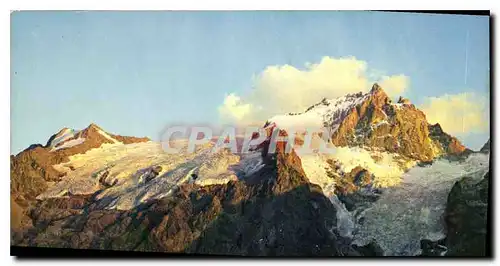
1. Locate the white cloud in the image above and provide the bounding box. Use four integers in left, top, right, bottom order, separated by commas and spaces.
218, 93, 252, 122
218, 56, 408, 124
378, 74, 409, 97
420, 92, 489, 134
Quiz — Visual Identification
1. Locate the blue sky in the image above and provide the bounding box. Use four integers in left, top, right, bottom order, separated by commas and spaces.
11, 11, 490, 154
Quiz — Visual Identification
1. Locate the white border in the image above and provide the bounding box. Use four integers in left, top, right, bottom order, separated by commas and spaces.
2, 0, 498, 11
2, 1, 498, 266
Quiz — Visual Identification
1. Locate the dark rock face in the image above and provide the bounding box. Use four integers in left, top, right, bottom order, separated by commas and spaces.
428, 123, 469, 157
444, 172, 489, 256
397, 96, 411, 105
480, 139, 490, 154
11, 143, 382, 256
352, 240, 385, 256
419, 238, 447, 256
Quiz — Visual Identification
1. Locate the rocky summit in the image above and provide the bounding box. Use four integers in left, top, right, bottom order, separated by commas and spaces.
10, 84, 490, 257
271, 83, 467, 162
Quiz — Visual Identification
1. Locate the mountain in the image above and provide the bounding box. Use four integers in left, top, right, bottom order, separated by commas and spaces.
268, 83, 467, 162
262, 84, 471, 198
11, 141, 385, 256
10, 123, 150, 229
44, 123, 150, 151
10, 84, 488, 257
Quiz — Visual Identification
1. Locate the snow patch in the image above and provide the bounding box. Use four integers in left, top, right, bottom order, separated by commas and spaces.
300, 153, 333, 191
50, 137, 86, 152
97, 129, 122, 144
330, 146, 409, 188
48, 128, 80, 148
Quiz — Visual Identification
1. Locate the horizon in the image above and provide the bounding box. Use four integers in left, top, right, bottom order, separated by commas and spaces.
11, 11, 490, 154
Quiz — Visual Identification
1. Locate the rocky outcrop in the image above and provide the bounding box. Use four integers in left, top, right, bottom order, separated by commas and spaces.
324, 161, 380, 212
110, 134, 150, 144
397, 96, 411, 105
10, 196, 32, 230
428, 123, 468, 156
480, 139, 490, 154
330, 84, 466, 162
444, 172, 489, 256
419, 238, 448, 256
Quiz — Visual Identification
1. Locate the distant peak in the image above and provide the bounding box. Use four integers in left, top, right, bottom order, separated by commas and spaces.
86, 123, 102, 131
52, 127, 72, 136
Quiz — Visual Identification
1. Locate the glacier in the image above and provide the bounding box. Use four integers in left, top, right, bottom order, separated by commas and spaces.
348, 153, 490, 256
38, 140, 264, 210
295, 144, 489, 256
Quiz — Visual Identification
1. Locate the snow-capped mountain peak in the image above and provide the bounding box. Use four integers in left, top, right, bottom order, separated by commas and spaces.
44, 123, 139, 152
267, 84, 381, 133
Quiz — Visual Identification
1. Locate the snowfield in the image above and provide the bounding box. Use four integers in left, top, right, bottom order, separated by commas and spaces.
96, 128, 122, 144
298, 146, 416, 195
350, 153, 490, 256
268, 92, 370, 133
38, 140, 263, 210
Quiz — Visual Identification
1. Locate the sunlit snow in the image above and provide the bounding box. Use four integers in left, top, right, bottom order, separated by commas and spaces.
37, 141, 258, 210
97, 128, 122, 144
269, 92, 370, 134
50, 137, 86, 152
48, 128, 80, 149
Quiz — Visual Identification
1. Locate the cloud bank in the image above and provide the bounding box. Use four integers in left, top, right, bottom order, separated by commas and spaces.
218, 94, 252, 122
420, 92, 489, 135
218, 56, 409, 124
218, 56, 488, 137
378, 74, 410, 97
